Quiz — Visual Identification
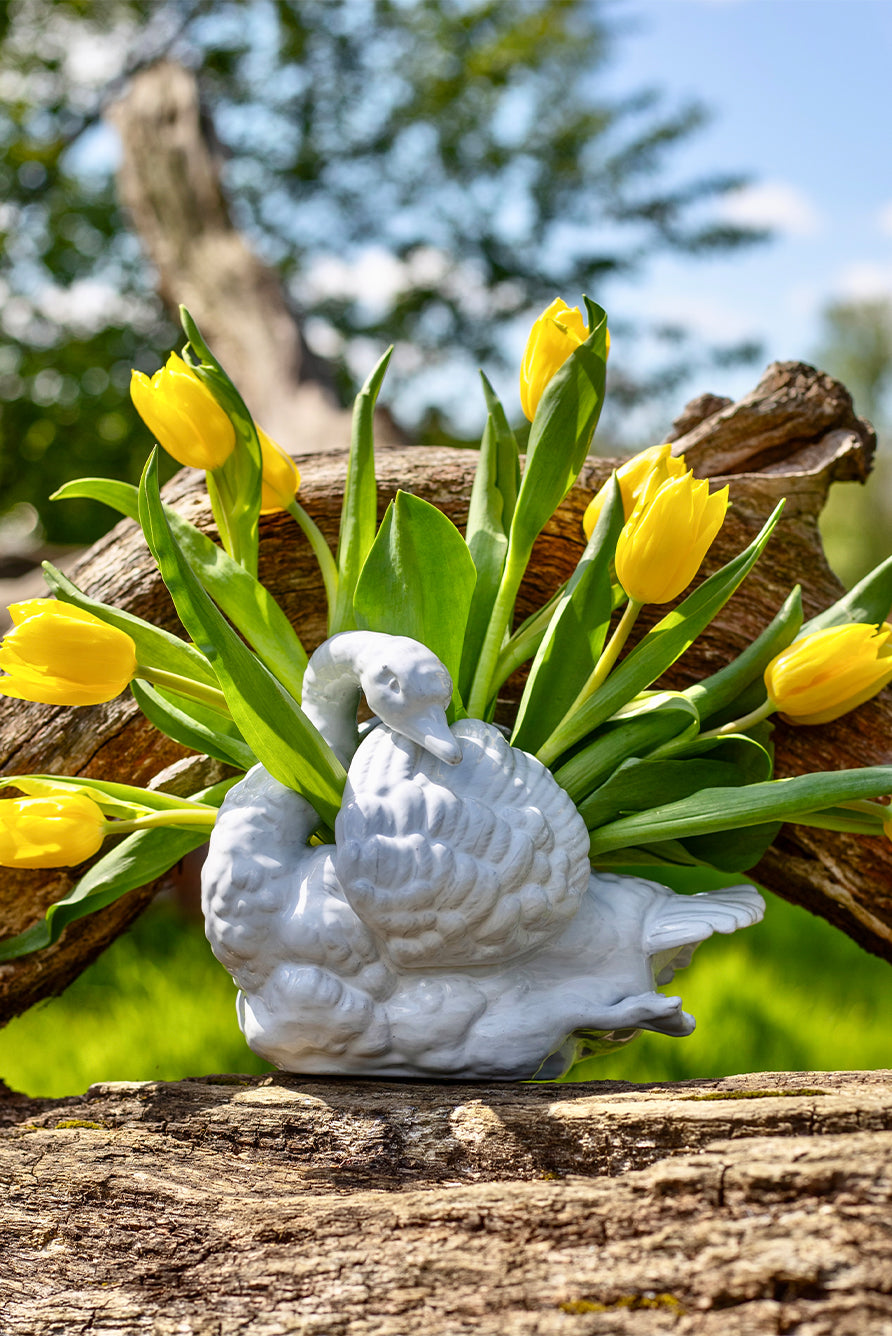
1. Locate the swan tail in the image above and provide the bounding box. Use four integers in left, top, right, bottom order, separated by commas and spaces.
644, 884, 766, 984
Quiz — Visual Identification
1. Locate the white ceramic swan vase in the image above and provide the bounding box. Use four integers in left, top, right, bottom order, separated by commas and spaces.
202, 631, 764, 1079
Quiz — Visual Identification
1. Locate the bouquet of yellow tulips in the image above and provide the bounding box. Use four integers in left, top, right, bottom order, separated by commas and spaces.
2, 297, 892, 963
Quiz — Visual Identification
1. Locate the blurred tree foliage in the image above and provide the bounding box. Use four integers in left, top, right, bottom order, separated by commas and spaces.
815, 299, 892, 427
815, 299, 892, 588
0, 0, 768, 545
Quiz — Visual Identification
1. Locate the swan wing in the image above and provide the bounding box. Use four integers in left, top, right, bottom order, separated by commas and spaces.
334, 719, 591, 968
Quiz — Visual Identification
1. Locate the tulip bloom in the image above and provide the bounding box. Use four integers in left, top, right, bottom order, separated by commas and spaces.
614, 470, 729, 605
583, 443, 687, 539
0, 791, 106, 869
764, 622, 892, 725
520, 298, 590, 421
258, 427, 301, 513
0, 601, 137, 706
130, 353, 236, 470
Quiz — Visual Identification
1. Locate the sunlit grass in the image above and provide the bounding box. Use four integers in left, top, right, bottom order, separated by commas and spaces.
0, 900, 272, 1098
0, 888, 889, 1099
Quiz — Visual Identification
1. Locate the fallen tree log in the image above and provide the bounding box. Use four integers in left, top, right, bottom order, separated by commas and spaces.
2, 1069, 891, 1333
0, 359, 890, 1028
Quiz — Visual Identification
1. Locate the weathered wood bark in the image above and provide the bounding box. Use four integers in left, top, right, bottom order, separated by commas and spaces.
2, 1070, 890, 1333
0, 360, 889, 1027
107, 60, 406, 455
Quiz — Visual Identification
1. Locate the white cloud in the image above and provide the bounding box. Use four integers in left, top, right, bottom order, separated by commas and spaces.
833, 262, 892, 302
876, 202, 892, 237
632, 290, 758, 344
718, 181, 822, 237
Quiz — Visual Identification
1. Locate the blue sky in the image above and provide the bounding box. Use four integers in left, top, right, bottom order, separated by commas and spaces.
599, 0, 892, 413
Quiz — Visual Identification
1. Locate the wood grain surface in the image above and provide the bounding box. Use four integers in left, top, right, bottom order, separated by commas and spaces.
2, 1069, 890, 1334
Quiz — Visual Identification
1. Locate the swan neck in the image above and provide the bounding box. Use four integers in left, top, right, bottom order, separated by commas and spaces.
302, 632, 379, 768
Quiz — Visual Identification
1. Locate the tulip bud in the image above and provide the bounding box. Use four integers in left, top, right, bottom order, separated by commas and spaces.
130, 352, 236, 470
258, 427, 301, 513
614, 470, 729, 605
0, 601, 138, 706
764, 622, 892, 725
520, 298, 590, 422
583, 443, 687, 539
0, 791, 106, 869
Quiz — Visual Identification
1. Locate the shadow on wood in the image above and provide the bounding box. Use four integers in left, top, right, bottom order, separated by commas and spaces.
1, 1069, 890, 1333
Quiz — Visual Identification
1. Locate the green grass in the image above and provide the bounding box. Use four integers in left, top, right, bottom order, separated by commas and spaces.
0, 888, 889, 1099
0, 901, 273, 1098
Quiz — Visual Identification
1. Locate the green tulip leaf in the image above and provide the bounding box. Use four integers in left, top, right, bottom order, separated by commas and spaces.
464, 300, 609, 719
480, 372, 521, 528
578, 754, 747, 831
459, 376, 521, 701
684, 585, 802, 727
51, 478, 308, 699
512, 475, 624, 753
130, 680, 255, 772
138, 450, 345, 824
181, 306, 263, 577
162, 506, 307, 698
354, 490, 477, 692
51, 477, 141, 523
332, 347, 392, 634
667, 730, 774, 784
0, 772, 220, 818
491, 583, 567, 695
678, 822, 783, 873
510, 298, 609, 555
553, 691, 700, 804
540, 499, 785, 764
802, 551, 892, 634
0, 777, 235, 963
587, 763, 892, 858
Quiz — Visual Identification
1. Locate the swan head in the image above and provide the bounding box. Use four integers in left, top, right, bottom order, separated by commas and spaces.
361, 639, 462, 765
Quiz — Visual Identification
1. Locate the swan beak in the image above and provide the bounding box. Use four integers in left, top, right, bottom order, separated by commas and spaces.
406, 709, 462, 765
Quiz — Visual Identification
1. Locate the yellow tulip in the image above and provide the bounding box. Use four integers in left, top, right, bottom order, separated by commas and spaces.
0, 601, 138, 706
614, 470, 729, 605
764, 622, 892, 725
582, 443, 687, 539
0, 791, 106, 869
520, 298, 590, 421
130, 352, 236, 470
258, 427, 301, 513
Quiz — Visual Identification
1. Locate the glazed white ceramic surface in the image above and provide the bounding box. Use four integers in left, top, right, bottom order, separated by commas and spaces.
202, 632, 764, 1079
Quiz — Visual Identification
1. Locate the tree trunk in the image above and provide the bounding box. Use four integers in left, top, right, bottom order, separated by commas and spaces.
0, 358, 889, 1026
106, 59, 406, 455
2, 1069, 890, 1333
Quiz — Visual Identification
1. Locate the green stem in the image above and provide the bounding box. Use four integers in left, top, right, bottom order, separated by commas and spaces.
786, 808, 887, 836
206, 470, 240, 565
492, 595, 562, 695
838, 798, 892, 817
467, 544, 530, 718
108, 809, 218, 835
135, 665, 230, 715
537, 599, 642, 766
698, 698, 775, 740
287, 499, 339, 627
